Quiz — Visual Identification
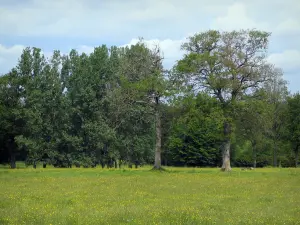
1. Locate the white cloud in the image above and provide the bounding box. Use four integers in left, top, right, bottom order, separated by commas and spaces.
0, 0, 299, 92
2, 0, 297, 39
0, 0, 188, 38
210, 3, 270, 31
0, 44, 25, 74
123, 38, 184, 69
76, 45, 94, 55
268, 50, 300, 73
275, 18, 300, 35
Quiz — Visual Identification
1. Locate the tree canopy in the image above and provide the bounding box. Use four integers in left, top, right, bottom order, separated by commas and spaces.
0, 30, 298, 169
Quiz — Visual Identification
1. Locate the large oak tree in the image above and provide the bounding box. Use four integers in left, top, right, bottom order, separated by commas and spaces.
173, 29, 278, 171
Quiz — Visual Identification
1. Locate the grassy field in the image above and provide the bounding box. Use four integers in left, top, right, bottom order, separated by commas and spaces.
0, 166, 299, 225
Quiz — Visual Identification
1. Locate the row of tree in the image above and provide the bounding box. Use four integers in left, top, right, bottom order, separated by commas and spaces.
0, 29, 299, 170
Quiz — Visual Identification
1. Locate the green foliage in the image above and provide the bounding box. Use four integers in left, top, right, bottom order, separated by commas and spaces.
287, 93, 300, 146
0, 67, 27, 166
174, 29, 272, 103
0, 30, 295, 169
166, 93, 224, 166
287, 92, 300, 166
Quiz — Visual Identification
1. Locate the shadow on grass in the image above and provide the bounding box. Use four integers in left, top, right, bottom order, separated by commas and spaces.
150, 167, 168, 173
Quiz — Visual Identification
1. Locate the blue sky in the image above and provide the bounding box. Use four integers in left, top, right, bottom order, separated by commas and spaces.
0, 0, 299, 92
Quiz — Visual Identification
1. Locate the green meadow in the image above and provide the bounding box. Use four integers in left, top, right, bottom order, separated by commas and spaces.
0, 166, 299, 225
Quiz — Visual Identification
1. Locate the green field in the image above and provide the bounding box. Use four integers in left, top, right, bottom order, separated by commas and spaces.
0, 166, 299, 225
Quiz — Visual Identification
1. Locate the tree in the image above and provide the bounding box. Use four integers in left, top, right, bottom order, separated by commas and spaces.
0, 71, 26, 168
116, 41, 165, 169
167, 93, 224, 167
14, 48, 71, 167
236, 95, 271, 168
287, 93, 300, 167
173, 29, 276, 171
263, 71, 289, 167
107, 81, 155, 168
66, 47, 116, 167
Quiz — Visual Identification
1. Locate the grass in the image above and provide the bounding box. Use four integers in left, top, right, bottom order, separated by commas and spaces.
0, 165, 299, 225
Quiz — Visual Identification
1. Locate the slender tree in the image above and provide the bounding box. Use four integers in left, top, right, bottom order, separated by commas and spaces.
263, 71, 289, 167
236, 94, 271, 168
117, 41, 165, 169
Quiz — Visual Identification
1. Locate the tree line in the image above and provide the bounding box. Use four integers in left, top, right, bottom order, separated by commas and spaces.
0, 29, 299, 170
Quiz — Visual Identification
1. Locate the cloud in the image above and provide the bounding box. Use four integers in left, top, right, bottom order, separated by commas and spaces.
1, 0, 292, 39
210, 1, 300, 37
210, 3, 270, 31
0, 0, 299, 92
123, 38, 184, 69
0, 0, 188, 39
0, 44, 25, 75
268, 50, 300, 73
275, 18, 300, 35
76, 45, 94, 55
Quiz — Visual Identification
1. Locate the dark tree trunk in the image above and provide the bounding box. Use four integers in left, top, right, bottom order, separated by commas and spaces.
10, 152, 16, 169
295, 146, 299, 168
252, 141, 257, 168
273, 140, 277, 167
221, 121, 231, 172
33, 162, 37, 169
128, 151, 133, 169
7, 139, 16, 169
114, 160, 117, 169
43, 162, 46, 168
109, 158, 113, 168
134, 160, 139, 168
153, 105, 162, 169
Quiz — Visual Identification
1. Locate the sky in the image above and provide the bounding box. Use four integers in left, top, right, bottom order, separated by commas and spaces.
0, 0, 299, 92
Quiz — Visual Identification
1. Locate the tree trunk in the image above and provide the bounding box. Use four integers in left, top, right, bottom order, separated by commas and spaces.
295, 146, 299, 168
253, 154, 257, 169
252, 141, 257, 168
221, 121, 231, 172
128, 152, 133, 169
10, 151, 16, 169
273, 140, 277, 167
153, 107, 162, 169
7, 138, 16, 169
